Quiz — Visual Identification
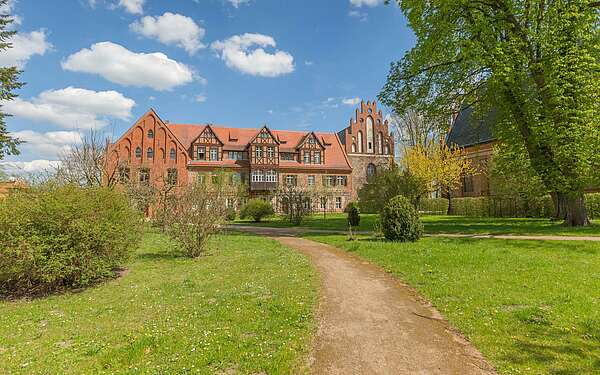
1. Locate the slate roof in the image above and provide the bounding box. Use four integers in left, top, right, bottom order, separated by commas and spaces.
446, 107, 496, 148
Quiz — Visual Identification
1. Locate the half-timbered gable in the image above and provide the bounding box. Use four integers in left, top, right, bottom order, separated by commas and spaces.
296, 132, 326, 165
191, 125, 224, 162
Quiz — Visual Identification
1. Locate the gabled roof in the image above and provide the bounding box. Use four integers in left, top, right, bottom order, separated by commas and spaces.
446, 107, 496, 148
248, 125, 280, 146
296, 131, 325, 150
190, 124, 224, 145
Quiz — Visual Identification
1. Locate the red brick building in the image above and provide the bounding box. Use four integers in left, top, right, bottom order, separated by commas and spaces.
107, 100, 394, 212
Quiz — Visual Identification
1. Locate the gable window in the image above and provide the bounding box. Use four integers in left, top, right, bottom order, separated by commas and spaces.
197, 146, 206, 160
259, 131, 269, 139
147, 147, 154, 159
265, 169, 277, 183
314, 151, 321, 164
307, 175, 315, 186
170, 148, 176, 160
255, 146, 263, 159
147, 129, 154, 139
267, 146, 275, 158
167, 168, 178, 185
308, 136, 315, 144
139, 168, 150, 185
251, 169, 264, 182
210, 147, 218, 161
135, 147, 142, 158
303, 151, 310, 164
118, 167, 130, 183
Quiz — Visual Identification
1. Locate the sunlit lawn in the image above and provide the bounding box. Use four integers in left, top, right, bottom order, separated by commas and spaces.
0, 231, 318, 374
235, 213, 600, 236
307, 234, 600, 374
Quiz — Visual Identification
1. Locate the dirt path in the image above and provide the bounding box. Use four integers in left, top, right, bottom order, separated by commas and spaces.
234, 226, 496, 375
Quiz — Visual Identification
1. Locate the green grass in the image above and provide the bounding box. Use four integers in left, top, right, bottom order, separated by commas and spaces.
235, 213, 600, 237
306, 234, 600, 374
0, 231, 318, 374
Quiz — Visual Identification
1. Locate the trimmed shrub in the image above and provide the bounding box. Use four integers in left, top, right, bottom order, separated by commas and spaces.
0, 186, 142, 297
586, 193, 600, 220
381, 195, 424, 242
346, 202, 360, 227
418, 198, 449, 215
240, 199, 274, 222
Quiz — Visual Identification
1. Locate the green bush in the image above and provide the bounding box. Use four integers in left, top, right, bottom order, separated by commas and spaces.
418, 198, 449, 215
380, 195, 424, 242
586, 193, 600, 220
225, 208, 237, 221
346, 202, 360, 227
0, 186, 142, 297
240, 199, 274, 222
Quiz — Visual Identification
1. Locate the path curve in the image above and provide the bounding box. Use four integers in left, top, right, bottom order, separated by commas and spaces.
234, 226, 496, 375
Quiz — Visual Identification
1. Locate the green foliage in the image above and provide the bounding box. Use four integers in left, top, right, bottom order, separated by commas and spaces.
358, 164, 424, 213
0, 1, 25, 159
380, 195, 424, 242
225, 207, 237, 221
346, 202, 360, 227
380, 0, 599, 225
587, 193, 600, 220
0, 185, 142, 297
418, 198, 449, 215
449, 196, 555, 218
240, 199, 274, 222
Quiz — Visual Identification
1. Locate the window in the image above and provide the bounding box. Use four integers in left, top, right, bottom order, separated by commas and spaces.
285, 175, 297, 186
336, 176, 347, 186
384, 144, 390, 155
265, 169, 277, 182
304, 152, 310, 164
325, 175, 335, 187
463, 175, 474, 193
229, 151, 245, 160
259, 131, 269, 139
255, 146, 263, 159
357, 131, 363, 153
378, 132, 383, 154
351, 143, 356, 153
118, 167, 130, 183
197, 146, 206, 160
307, 175, 315, 186
308, 136, 315, 144
147, 147, 154, 159
135, 147, 142, 158
167, 168, 178, 185
267, 146, 275, 158
170, 148, 176, 160
335, 197, 342, 209
251, 170, 264, 182
230, 172, 241, 185
366, 117, 374, 153
280, 152, 295, 161
210, 147, 218, 161
197, 174, 206, 184
366, 163, 376, 178
147, 129, 154, 139
212, 175, 220, 184
139, 168, 150, 184
313, 151, 321, 164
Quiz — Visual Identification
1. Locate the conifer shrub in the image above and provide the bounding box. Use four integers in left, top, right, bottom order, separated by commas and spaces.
0, 186, 142, 297
380, 195, 424, 242
346, 201, 360, 227
240, 199, 274, 222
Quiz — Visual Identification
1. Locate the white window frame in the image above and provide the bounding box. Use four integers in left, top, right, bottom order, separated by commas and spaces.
267, 146, 275, 158
335, 197, 342, 209
265, 169, 277, 182
307, 175, 315, 186
210, 147, 218, 161
251, 170, 264, 182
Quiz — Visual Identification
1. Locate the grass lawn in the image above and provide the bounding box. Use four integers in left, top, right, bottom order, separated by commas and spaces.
306, 234, 600, 374
0, 231, 318, 374
235, 213, 600, 237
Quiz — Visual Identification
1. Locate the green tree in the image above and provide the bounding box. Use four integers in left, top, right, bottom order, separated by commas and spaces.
380, 0, 599, 226
0, 0, 24, 159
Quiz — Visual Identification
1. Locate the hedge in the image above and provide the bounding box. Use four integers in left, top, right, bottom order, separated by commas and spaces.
418, 198, 449, 215
587, 193, 600, 220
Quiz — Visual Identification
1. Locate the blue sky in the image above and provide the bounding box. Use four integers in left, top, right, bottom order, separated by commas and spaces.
0, 0, 413, 173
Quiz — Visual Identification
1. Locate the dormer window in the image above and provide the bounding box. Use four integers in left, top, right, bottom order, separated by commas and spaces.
304, 152, 310, 164
256, 146, 263, 158
147, 129, 154, 139
314, 151, 321, 164
135, 147, 142, 158
197, 146, 206, 160
308, 136, 315, 144
210, 147, 218, 161
267, 146, 275, 158
147, 147, 154, 159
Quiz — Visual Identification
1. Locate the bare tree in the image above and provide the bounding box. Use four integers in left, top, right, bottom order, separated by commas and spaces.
389, 109, 444, 159
277, 184, 315, 225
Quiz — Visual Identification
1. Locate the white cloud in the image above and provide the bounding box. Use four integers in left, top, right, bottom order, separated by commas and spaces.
348, 10, 368, 21
2, 87, 135, 129
118, 0, 144, 14
227, 0, 251, 8
194, 94, 207, 103
62, 42, 196, 91
304, 60, 314, 66
350, 0, 383, 7
0, 160, 61, 175
9, 130, 82, 159
342, 97, 361, 106
211, 33, 294, 77
0, 30, 51, 68
130, 12, 206, 55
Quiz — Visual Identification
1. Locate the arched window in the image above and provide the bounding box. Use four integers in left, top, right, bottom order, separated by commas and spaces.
357, 131, 363, 153
351, 143, 356, 153
377, 132, 383, 154
366, 117, 374, 153
135, 147, 142, 158
170, 148, 176, 160
366, 163, 376, 178
147, 129, 154, 139
147, 147, 154, 159
384, 144, 390, 155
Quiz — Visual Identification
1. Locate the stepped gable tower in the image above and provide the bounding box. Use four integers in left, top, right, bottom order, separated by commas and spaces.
337, 100, 394, 200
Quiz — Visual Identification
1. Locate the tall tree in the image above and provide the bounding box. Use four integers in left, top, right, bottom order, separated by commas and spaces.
0, 0, 24, 159
380, 0, 599, 226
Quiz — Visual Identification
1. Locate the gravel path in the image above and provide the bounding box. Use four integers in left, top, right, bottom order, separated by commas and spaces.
234, 226, 497, 375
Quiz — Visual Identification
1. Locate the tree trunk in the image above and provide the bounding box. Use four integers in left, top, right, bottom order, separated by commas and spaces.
551, 192, 567, 220
560, 192, 590, 227
446, 188, 453, 215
